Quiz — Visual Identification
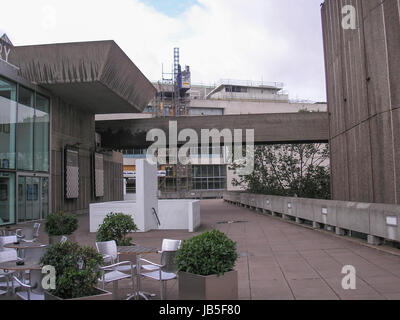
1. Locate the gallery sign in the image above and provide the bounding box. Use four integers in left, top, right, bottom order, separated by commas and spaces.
0, 39, 11, 62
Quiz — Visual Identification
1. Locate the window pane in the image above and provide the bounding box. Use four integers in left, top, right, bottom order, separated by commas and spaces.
17, 86, 35, 171
220, 166, 227, 176
34, 94, 50, 172
0, 172, 16, 225
0, 77, 17, 169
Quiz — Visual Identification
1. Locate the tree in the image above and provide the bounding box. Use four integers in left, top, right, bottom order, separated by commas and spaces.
230, 143, 331, 199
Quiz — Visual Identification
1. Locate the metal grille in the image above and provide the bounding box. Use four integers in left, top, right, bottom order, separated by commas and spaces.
65, 149, 79, 199
94, 153, 104, 197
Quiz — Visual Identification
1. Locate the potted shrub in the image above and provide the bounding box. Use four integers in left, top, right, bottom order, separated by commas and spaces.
45, 211, 78, 244
40, 241, 112, 300
175, 229, 239, 300
96, 212, 138, 246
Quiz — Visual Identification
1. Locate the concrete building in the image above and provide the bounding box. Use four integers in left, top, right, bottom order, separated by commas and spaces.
96, 76, 327, 198
322, 0, 400, 204
0, 35, 155, 226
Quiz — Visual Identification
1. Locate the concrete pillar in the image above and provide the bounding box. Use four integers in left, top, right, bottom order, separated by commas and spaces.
123, 178, 127, 197
313, 222, 322, 229
335, 227, 345, 236
136, 159, 159, 232
368, 235, 383, 246
296, 218, 303, 224
272, 211, 278, 217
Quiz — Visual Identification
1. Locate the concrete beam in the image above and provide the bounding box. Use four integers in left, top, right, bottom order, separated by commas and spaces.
96, 112, 329, 148
10, 41, 156, 114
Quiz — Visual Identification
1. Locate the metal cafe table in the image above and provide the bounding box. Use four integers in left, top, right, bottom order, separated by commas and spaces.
0, 227, 20, 236
4, 242, 47, 259
0, 259, 42, 295
0, 260, 41, 273
118, 245, 157, 300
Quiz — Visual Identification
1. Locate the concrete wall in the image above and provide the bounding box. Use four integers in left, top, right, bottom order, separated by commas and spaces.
158, 199, 201, 232
96, 112, 329, 149
96, 100, 327, 120
209, 90, 289, 102
322, 0, 400, 204
224, 191, 400, 244
189, 99, 326, 115
160, 190, 224, 199
51, 96, 123, 215
89, 199, 200, 233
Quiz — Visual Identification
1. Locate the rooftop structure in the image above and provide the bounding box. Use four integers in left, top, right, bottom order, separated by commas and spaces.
206, 79, 288, 102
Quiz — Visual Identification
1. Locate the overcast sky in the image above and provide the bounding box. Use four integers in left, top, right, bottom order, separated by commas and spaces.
1, 0, 327, 102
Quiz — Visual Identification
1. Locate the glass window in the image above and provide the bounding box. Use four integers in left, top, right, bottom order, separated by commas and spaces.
17, 86, 35, 171
191, 165, 226, 190
0, 172, 15, 225
0, 77, 17, 170
34, 94, 50, 172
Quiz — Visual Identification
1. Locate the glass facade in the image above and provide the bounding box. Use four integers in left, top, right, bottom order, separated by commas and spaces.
0, 172, 15, 225
34, 94, 50, 172
0, 77, 17, 170
17, 86, 35, 171
192, 165, 226, 190
0, 76, 50, 226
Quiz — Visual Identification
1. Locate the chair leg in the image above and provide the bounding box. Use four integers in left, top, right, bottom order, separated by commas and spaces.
160, 280, 167, 300
112, 281, 119, 300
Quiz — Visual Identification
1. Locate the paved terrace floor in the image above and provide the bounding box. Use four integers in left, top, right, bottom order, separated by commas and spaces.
4, 199, 400, 300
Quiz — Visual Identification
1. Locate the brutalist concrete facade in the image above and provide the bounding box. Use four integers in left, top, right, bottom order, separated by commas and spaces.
0, 39, 156, 223
322, 0, 400, 204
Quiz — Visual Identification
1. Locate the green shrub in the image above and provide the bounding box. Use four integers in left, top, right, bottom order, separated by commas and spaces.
40, 242, 103, 299
45, 211, 78, 236
96, 213, 138, 246
175, 229, 238, 276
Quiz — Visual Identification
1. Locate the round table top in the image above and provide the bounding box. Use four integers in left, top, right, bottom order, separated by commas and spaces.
4, 242, 47, 250
1, 227, 19, 231
118, 245, 157, 255
0, 260, 41, 271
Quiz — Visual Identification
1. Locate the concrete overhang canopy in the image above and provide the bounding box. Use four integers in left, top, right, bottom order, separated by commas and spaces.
9, 40, 156, 114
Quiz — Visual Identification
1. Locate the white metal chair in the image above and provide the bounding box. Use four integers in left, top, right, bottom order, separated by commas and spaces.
95, 241, 135, 273
17, 223, 40, 243
139, 250, 180, 300
21, 246, 47, 281
23, 246, 47, 262
98, 261, 135, 300
13, 269, 45, 300
0, 235, 18, 252
141, 239, 181, 272
0, 248, 20, 295
96, 240, 137, 300
33, 223, 41, 239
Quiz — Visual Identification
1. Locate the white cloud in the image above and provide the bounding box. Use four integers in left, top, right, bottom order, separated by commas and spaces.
1, 0, 326, 101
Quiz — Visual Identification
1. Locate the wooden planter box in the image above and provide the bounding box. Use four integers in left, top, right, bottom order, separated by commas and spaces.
48, 234, 76, 244
44, 288, 112, 300
178, 270, 238, 300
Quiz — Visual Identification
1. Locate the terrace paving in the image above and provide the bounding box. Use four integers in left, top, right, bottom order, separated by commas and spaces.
3, 199, 400, 300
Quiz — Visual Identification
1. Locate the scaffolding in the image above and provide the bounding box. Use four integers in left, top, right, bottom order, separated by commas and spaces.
153, 48, 192, 194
